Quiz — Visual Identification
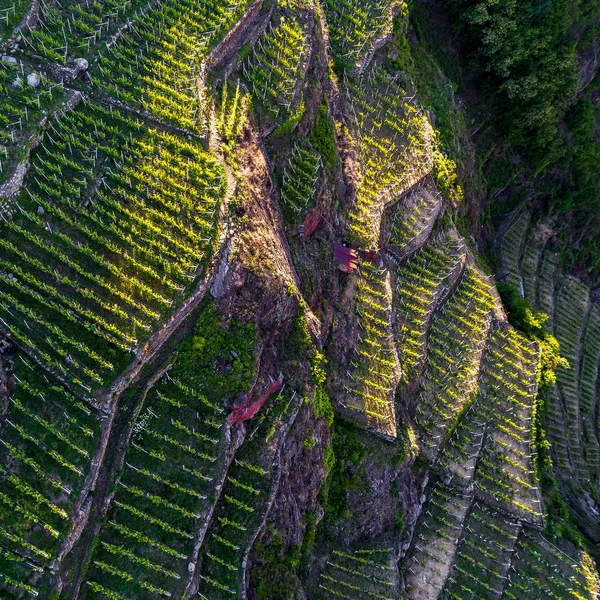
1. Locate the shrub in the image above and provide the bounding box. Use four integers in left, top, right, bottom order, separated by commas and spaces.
307, 100, 338, 173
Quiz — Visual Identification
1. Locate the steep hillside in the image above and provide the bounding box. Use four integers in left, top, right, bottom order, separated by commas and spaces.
0, 0, 599, 599
498, 215, 600, 544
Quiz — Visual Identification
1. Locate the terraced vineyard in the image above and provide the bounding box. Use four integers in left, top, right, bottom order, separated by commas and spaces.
196, 389, 300, 599
0, 100, 223, 394
0, 58, 65, 188
0, 0, 30, 42
387, 183, 441, 257
77, 310, 300, 600
404, 481, 474, 599
498, 212, 530, 293
243, 13, 308, 122
81, 325, 236, 599
391, 231, 466, 380
320, 180, 598, 597
342, 261, 401, 438
0, 354, 100, 595
498, 216, 600, 538
279, 142, 321, 224
315, 544, 400, 599
1, 0, 599, 598
19, 0, 255, 131
0, 1, 281, 596
344, 66, 432, 248
415, 267, 495, 458
322, 0, 400, 69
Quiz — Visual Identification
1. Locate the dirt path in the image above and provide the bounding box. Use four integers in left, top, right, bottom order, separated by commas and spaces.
207, 0, 273, 78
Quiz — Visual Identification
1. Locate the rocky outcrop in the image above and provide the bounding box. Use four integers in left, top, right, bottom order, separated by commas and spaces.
247, 400, 330, 599
6, 0, 39, 43
351, 1, 404, 76
46, 58, 89, 83
207, 0, 272, 77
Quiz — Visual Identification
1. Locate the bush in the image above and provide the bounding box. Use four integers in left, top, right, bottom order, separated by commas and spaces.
394, 508, 405, 536
323, 422, 365, 523
284, 303, 313, 362
388, 12, 413, 73
307, 100, 338, 173
311, 351, 334, 426
433, 149, 463, 205
251, 530, 301, 600
496, 282, 568, 389
183, 304, 257, 397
